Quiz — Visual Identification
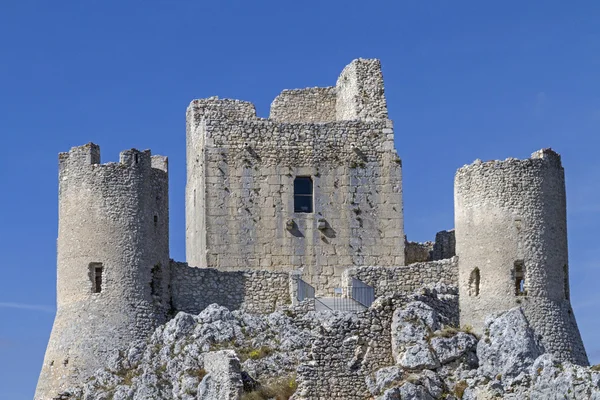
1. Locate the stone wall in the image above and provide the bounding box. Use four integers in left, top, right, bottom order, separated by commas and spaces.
269, 87, 337, 123
186, 59, 404, 295
455, 148, 588, 365
37, 144, 170, 399
342, 258, 458, 298
336, 58, 388, 121
170, 262, 291, 314
432, 229, 455, 260
404, 240, 433, 264
295, 286, 459, 399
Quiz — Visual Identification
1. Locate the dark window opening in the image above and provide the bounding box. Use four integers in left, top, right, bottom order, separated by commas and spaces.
294, 176, 313, 213
469, 268, 480, 296
134, 154, 139, 164
515, 261, 526, 296
90, 263, 103, 293
153, 215, 158, 227
151, 264, 161, 298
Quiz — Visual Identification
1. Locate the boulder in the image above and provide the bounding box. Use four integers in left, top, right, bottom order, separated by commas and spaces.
476, 308, 544, 381
431, 332, 477, 364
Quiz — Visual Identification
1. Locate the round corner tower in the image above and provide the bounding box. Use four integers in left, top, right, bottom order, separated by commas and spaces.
455, 148, 588, 365
36, 143, 170, 399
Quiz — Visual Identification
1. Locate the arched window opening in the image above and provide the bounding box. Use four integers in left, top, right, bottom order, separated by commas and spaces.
89, 263, 103, 293
514, 261, 526, 296
468, 268, 480, 297
294, 176, 313, 213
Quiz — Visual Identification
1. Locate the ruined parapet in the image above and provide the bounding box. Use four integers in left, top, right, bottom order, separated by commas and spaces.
432, 230, 455, 260
336, 58, 388, 121
185, 59, 403, 294
404, 240, 433, 264
269, 87, 337, 122
268, 58, 388, 123
455, 148, 588, 365
36, 143, 170, 399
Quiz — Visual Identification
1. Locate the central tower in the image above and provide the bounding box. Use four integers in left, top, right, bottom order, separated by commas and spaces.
185, 59, 405, 294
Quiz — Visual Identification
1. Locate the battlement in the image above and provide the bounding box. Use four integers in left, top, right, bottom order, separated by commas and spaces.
58, 142, 100, 166
531, 147, 562, 166
456, 148, 564, 179
186, 97, 258, 125
190, 58, 388, 127
59, 143, 168, 174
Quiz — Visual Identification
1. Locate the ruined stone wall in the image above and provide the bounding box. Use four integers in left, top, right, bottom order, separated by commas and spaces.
295, 287, 459, 399
36, 144, 170, 399
336, 59, 388, 121
405, 240, 433, 264
404, 230, 455, 264
455, 149, 588, 365
432, 229, 455, 260
186, 60, 404, 295
170, 262, 291, 314
269, 87, 337, 123
342, 258, 458, 298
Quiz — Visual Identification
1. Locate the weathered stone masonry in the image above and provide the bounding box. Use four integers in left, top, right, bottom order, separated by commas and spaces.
343, 258, 458, 298
455, 149, 588, 365
185, 59, 404, 294
170, 262, 291, 315
36, 58, 591, 400
36, 144, 171, 399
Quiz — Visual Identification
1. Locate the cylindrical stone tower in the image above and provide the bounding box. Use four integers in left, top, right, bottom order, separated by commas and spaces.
455, 148, 588, 365
36, 143, 170, 399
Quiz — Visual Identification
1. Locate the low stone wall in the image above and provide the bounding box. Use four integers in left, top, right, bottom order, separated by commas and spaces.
342, 257, 458, 298
169, 262, 291, 314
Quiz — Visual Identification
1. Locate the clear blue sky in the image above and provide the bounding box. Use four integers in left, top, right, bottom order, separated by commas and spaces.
1, 1, 599, 398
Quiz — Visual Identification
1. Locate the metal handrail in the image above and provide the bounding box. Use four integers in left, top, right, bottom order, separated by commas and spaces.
351, 278, 375, 307
297, 278, 315, 302
314, 297, 332, 311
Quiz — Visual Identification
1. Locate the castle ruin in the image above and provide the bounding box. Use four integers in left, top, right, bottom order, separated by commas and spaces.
36, 59, 588, 399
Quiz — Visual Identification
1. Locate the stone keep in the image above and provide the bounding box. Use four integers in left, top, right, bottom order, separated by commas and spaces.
36, 144, 171, 398
455, 149, 588, 365
185, 59, 405, 294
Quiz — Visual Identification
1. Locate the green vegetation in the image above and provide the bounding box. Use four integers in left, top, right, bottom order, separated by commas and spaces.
241, 376, 298, 400
454, 380, 468, 399
239, 345, 274, 361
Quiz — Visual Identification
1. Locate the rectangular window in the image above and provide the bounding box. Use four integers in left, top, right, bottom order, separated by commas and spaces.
294, 177, 313, 213
90, 263, 103, 293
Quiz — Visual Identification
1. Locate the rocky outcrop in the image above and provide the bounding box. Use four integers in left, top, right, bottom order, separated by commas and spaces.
52, 288, 600, 400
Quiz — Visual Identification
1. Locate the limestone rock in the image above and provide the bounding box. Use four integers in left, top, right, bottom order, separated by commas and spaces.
197, 350, 243, 400
477, 307, 545, 381
365, 366, 404, 395
430, 332, 477, 364
377, 382, 435, 400
399, 344, 440, 370
391, 301, 440, 365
